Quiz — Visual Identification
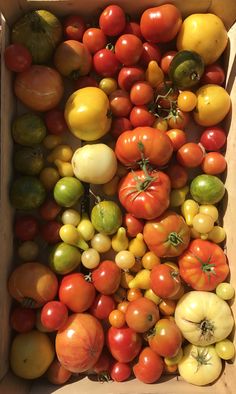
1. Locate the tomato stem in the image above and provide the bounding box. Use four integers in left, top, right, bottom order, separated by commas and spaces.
191, 347, 212, 371
21, 297, 37, 308
168, 232, 183, 246
89, 188, 101, 203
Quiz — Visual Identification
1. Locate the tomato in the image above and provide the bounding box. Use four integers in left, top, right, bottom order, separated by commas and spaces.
4, 43, 32, 72
113, 287, 127, 303
201, 152, 227, 175
44, 109, 67, 135
166, 128, 187, 151
74, 75, 98, 90
123, 213, 144, 237
216, 282, 235, 300
142, 251, 160, 270
82, 28, 107, 54
110, 117, 132, 139
10, 307, 36, 333
92, 260, 121, 295
167, 110, 190, 130
159, 299, 176, 316
117, 301, 129, 314
160, 51, 177, 74
150, 264, 181, 299
130, 105, 155, 127
115, 34, 143, 66
200, 126, 227, 151
109, 89, 133, 117
201, 63, 225, 85
99, 5, 126, 36
133, 347, 164, 384
39, 199, 61, 221
192, 213, 214, 234
178, 239, 229, 291
177, 91, 197, 112
118, 169, 171, 220
93, 48, 121, 78
115, 251, 135, 270
215, 339, 235, 360
63, 15, 86, 41
59, 273, 96, 313
41, 301, 68, 331
127, 288, 143, 302
118, 66, 145, 91
40, 221, 61, 244
166, 163, 188, 189
109, 309, 126, 328
130, 81, 154, 106
81, 248, 100, 269
155, 81, 179, 109
140, 4, 182, 43
123, 21, 143, 39
93, 351, 112, 375
153, 117, 168, 131
125, 297, 159, 333
14, 215, 39, 241
89, 294, 115, 320
110, 361, 131, 382
54, 177, 84, 208
46, 359, 72, 385
99, 77, 117, 95
107, 326, 142, 363
115, 127, 173, 168
139, 42, 161, 68
56, 313, 104, 373
177, 142, 204, 168
148, 318, 182, 358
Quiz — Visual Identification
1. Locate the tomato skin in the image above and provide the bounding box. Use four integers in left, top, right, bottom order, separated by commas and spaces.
177, 142, 204, 168
123, 21, 142, 39
139, 42, 161, 68
110, 361, 131, 382
148, 318, 182, 358
109, 309, 126, 328
99, 5, 126, 37
123, 213, 144, 237
200, 126, 226, 151
93, 48, 121, 78
167, 110, 190, 130
10, 307, 36, 333
201, 63, 225, 86
160, 51, 177, 74
41, 301, 68, 331
46, 359, 72, 385
166, 129, 187, 151
150, 264, 181, 299
115, 34, 143, 66
82, 28, 107, 54
107, 326, 142, 363
93, 351, 112, 374
130, 105, 155, 127
118, 66, 145, 91
201, 152, 227, 175
109, 89, 133, 117
140, 4, 182, 43
166, 163, 188, 189
89, 294, 115, 320
59, 273, 96, 313
45, 109, 67, 135
178, 239, 229, 291
118, 169, 171, 220
4, 43, 32, 72
133, 347, 164, 383
63, 15, 86, 41
14, 215, 39, 241
40, 220, 61, 244
130, 81, 154, 106
74, 75, 98, 90
110, 117, 132, 139
92, 260, 121, 295
125, 297, 159, 333
39, 199, 61, 221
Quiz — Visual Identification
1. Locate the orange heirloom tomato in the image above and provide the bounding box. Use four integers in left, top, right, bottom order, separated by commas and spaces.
143, 210, 190, 257
178, 239, 229, 291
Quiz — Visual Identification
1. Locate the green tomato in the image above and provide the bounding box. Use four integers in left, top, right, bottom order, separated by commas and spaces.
91, 200, 122, 235
216, 282, 235, 300
215, 339, 235, 360
169, 50, 204, 89
12, 113, 46, 146
18, 241, 39, 261
49, 242, 81, 275
14, 146, 44, 175
10, 176, 46, 210
53, 177, 84, 207
190, 174, 225, 204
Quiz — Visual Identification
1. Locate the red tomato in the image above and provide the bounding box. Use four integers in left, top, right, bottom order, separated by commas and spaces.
45, 109, 68, 135
166, 128, 187, 151
118, 169, 171, 220
133, 347, 164, 384
92, 260, 121, 295
123, 21, 143, 39
125, 297, 159, 333
59, 273, 96, 313
110, 361, 131, 382
123, 213, 144, 237
41, 301, 68, 331
155, 81, 179, 109
82, 28, 107, 54
167, 110, 190, 130
166, 163, 188, 189
46, 359, 72, 385
200, 126, 227, 151
39, 199, 61, 221
139, 42, 162, 68
110, 117, 132, 139
178, 239, 229, 291
10, 307, 36, 333
89, 294, 115, 320
93, 351, 112, 375
14, 215, 39, 241
56, 313, 104, 373
4, 43, 32, 72
130, 81, 154, 106
115, 34, 143, 66
74, 75, 98, 90
107, 326, 142, 363
118, 66, 145, 91
201, 63, 225, 85
129, 105, 156, 127
63, 15, 86, 41
177, 142, 204, 168
140, 4, 182, 43
201, 152, 227, 175
160, 51, 178, 74
109, 89, 133, 117
150, 264, 181, 299
40, 221, 61, 244
148, 318, 182, 358
99, 5, 126, 37
93, 48, 121, 77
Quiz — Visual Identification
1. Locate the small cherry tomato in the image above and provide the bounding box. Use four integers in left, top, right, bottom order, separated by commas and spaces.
166, 163, 188, 189
123, 213, 144, 238
74, 75, 98, 90
201, 63, 225, 85
142, 251, 161, 270
14, 215, 39, 241
63, 15, 86, 41
82, 28, 107, 54
177, 143, 204, 168
216, 282, 235, 300
167, 110, 190, 130
39, 199, 61, 221
117, 301, 129, 314
215, 339, 235, 360
99, 5, 126, 36
159, 299, 176, 316
115, 251, 136, 270
166, 128, 187, 151
40, 301, 68, 331
90, 294, 115, 320
109, 309, 126, 328
118, 66, 145, 91
129, 105, 155, 127
201, 152, 227, 174
139, 42, 161, 68
123, 21, 143, 39
113, 287, 127, 303
155, 81, 178, 109
130, 81, 154, 106
153, 117, 168, 132
110, 117, 132, 139
45, 109, 67, 135
93, 48, 121, 78
177, 91, 197, 112
40, 221, 61, 244
10, 307, 36, 333
109, 89, 133, 117
160, 51, 177, 74
115, 34, 143, 66
110, 361, 131, 382
200, 126, 227, 151
99, 77, 117, 95
192, 213, 214, 234
4, 43, 32, 72
127, 288, 143, 302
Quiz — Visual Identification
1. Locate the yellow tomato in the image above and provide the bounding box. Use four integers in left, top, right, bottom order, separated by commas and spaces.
39, 167, 60, 190
99, 78, 117, 95
177, 91, 197, 112
65, 87, 112, 141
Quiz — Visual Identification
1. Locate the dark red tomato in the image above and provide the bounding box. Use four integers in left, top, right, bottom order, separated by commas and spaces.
166, 128, 187, 151
93, 351, 112, 375
123, 213, 144, 237
93, 48, 121, 77
130, 81, 154, 106
200, 126, 227, 151
40, 221, 61, 244
148, 318, 182, 358
4, 43, 32, 72
63, 15, 86, 41
10, 307, 36, 333
166, 163, 188, 189
125, 297, 159, 333
41, 301, 68, 331
133, 347, 164, 384
139, 42, 161, 68
39, 199, 61, 221
118, 66, 145, 91
45, 109, 68, 135
130, 105, 155, 127
167, 110, 190, 130
109, 89, 133, 117
140, 4, 182, 43
107, 326, 142, 363
150, 264, 181, 299
82, 28, 107, 54
74, 75, 98, 90
160, 51, 178, 74
46, 359, 72, 385
14, 215, 39, 241
99, 5, 126, 37
90, 294, 115, 320
155, 81, 179, 109
59, 273, 96, 312
92, 260, 121, 295
110, 117, 132, 139
201, 63, 225, 85
201, 152, 227, 175
177, 142, 204, 168
123, 21, 143, 40
115, 34, 143, 66
110, 361, 131, 382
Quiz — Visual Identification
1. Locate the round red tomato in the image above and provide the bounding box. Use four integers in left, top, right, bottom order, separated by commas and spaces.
110, 117, 132, 139
150, 264, 181, 299
46, 359, 72, 385
99, 5, 126, 37
201, 152, 227, 175
40, 220, 61, 244
166, 128, 187, 151
167, 110, 190, 130
89, 294, 115, 320
148, 318, 182, 358
155, 81, 179, 109
123, 21, 143, 39
160, 51, 177, 74
110, 361, 131, 382
177, 142, 204, 168
200, 126, 227, 151
140, 4, 182, 43
133, 347, 164, 384
115, 34, 143, 66
63, 15, 86, 41
166, 163, 188, 189
92, 260, 121, 295
107, 326, 142, 363
178, 239, 229, 291
109, 89, 133, 117
59, 273, 96, 312
130, 105, 155, 127
14, 215, 39, 241
123, 213, 144, 237
93, 48, 121, 78
139, 42, 161, 68
44, 109, 68, 135
118, 66, 145, 91
201, 63, 225, 85
41, 301, 68, 331
4, 43, 32, 72
82, 28, 107, 54
130, 81, 154, 106
39, 199, 61, 221
10, 307, 36, 333
118, 169, 171, 220
125, 297, 159, 333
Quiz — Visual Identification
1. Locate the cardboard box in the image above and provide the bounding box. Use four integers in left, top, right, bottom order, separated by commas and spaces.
0, 1, 236, 393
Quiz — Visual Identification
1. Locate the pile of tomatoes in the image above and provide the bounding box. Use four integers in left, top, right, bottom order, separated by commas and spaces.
5, 2, 235, 388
